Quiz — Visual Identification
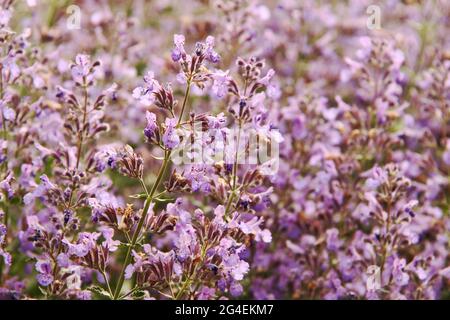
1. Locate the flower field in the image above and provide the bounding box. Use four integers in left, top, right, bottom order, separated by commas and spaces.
0, 0, 449, 300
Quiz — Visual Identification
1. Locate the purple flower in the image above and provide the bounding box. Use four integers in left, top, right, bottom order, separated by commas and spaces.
226, 254, 249, 281
238, 216, 272, 243
36, 273, 54, 287
176, 72, 187, 84
173, 227, 196, 261
124, 264, 135, 280
171, 48, 182, 62
75, 290, 92, 300
204, 36, 220, 63
0, 171, 14, 199
207, 112, 226, 129
1, 4, 449, 301
133, 71, 159, 106
101, 227, 120, 252
172, 34, 186, 62
326, 228, 341, 252
218, 238, 249, 281
144, 111, 158, 140
162, 118, 180, 149
259, 69, 275, 86
197, 287, 216, 300
1, 105, 15, 121
35, 260, 54, 286
23, 174, 56, 205
124, 249, 147, 279
392, 258, 409, 286
229, 281, 243, 297
211, 70, 231, 99
0, 223, 6, 244
71, 54, 92, 82
66, 232, 100, 257
57, 253, 69, 268
184, 165, 211, 192
0, 249, 11, 267
443, 140, 450, 165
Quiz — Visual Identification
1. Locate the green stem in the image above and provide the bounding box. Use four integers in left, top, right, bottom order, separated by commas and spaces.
50, 83, 88, 295
113, 151, 170, 299
101, 270, 113, 298
224, 191, 235, 216
224, 121, 242, 217
0, 68, 6, 141
177, 78, 192, 127
113, 79, 192, 299
175, 275, 191, 300
1, 68, 8, 176
379, 198, 392, 279
65, 83, 89, 210
139, 178, 149, 196
75, 84, 89, 170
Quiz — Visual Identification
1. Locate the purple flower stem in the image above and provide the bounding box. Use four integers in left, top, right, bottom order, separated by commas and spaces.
224, 120, 243, 217
49, 81, 89, 295
0, 68, 6, 142
75, 82, 89, 170
113, 80, 192, 299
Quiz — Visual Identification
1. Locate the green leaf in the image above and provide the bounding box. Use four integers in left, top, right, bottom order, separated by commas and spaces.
38, 286, 48, 297
88, 285, 111, 299
135, 61, 147, 77
154, 197, 174, 203
118, 242, 132, 248
131, 289, 146, 300
129, 193, 148, 199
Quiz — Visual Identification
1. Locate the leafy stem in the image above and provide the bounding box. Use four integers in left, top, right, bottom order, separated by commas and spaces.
100, 270, 113, 298
113, 79, 192, 299
224, 119, 242, 217
75, 82, 89, 170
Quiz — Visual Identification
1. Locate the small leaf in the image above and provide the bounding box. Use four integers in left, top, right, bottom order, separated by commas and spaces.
131, 290, 146, 300
88, 285, 111, 298
154, 197, 174, 203
38, 286, 48, 297
118, 242, 132, 248
129, 193, 148, 199
150, 154, 165, 160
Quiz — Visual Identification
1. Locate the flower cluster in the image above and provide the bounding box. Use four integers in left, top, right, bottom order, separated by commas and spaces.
0, 0, 448, 300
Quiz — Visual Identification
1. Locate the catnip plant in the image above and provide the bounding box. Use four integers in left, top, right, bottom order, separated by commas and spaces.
0, 0, 448, 300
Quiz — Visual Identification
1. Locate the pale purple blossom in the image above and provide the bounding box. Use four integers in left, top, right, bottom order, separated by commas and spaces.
162, 118, 180, 149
